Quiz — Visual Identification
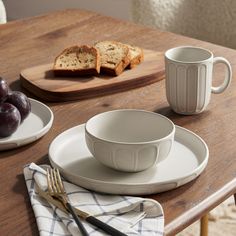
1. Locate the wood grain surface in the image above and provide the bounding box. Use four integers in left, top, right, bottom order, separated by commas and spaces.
0, 9, 236, 236
20, 50, 164, 101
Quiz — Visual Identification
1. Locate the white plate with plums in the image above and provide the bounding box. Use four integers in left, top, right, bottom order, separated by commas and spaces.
0, 78, 54, 151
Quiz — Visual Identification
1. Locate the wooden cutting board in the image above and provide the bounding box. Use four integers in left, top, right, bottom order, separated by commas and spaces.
20, 49, 165, 102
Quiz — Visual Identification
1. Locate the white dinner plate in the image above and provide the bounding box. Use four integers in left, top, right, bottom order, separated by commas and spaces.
49, 124, 209, 195
0, 98, 53, 151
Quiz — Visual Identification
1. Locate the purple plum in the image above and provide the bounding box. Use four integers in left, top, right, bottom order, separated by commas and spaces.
0, 103, 21, 137
0, 77, 9, 102
6, 91, 31, 122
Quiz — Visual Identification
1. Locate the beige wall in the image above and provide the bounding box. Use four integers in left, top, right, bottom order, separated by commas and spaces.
4, 0, 131, 21
132, 0, 236, 49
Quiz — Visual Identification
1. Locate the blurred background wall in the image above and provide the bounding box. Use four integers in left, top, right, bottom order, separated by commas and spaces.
131, 0, 236, 49
3, 0, 131, 21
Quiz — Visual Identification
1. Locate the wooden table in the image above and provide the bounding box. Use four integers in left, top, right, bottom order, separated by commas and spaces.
0, 9, 236, 236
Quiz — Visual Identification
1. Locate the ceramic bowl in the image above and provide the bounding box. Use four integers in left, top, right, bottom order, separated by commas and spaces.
85, 109, 175, 172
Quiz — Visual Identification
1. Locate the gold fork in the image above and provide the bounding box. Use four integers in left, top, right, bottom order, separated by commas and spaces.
47, 168, 127, 236
47, 168, 89, 236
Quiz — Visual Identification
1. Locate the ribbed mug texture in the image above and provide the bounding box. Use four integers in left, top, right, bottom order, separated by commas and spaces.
165, 61, 212, 114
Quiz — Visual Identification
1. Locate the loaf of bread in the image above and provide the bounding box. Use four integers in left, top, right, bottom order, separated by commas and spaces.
94, 41, 131, 76
53, 45, 100, 76
126, 44, 144, 69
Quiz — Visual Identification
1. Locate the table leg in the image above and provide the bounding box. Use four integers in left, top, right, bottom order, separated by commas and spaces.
200, 214, 208, 236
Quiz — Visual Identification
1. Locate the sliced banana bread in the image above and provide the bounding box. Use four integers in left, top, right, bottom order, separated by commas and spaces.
53, 45, 100, 76
94, 41, 131, 76
126, 44, 144, 69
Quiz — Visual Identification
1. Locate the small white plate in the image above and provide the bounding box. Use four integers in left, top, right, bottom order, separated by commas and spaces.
0, 98, 53, 151
49, 124, 209, 195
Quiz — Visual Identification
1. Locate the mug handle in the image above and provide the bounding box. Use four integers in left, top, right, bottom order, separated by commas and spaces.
211, 57, 232, 94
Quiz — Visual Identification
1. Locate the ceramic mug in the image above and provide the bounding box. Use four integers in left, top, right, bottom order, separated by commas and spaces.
165, 46, 232, 114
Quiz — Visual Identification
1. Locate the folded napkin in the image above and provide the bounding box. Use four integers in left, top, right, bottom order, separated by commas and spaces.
24, 163, 164, 236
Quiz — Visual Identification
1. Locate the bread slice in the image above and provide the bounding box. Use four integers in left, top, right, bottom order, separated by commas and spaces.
126, 44, 144, 69
94, 41, 131, 76
53, 45, 100, 76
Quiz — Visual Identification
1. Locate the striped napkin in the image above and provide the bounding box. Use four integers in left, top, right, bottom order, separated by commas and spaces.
24, 163, 164, 236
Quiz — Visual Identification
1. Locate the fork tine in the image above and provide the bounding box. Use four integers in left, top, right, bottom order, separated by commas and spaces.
52, 168, 60, 193
55, 168, 65, 193
51, 168, 58, 193
47, 168, 53, 194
